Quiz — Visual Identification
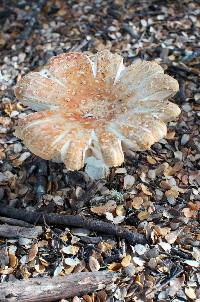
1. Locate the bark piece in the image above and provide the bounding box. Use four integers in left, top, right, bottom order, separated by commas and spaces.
0, 271, 117, 302
0, 224, 43, 239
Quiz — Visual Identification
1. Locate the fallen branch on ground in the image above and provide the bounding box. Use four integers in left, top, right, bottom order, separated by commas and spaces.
0, 216, 33, 227
0, 205, 146, 244
0, 224, 43, 239
0, 271, 117, 302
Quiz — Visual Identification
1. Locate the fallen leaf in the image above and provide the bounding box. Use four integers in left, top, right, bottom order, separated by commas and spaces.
21, 267, 31, 279
133, 257, 145, 267
132, 197, 144, 209
147, 155, 157, 164
135, 274, 143, 287
165, 231, 179, 244
64, 257, 80, 266
89, 256, 100, 272
185, 287, 196, 300
28, 243, 38, 262
62, 245, 79, 255
83, 294, 93, 302
164, 162, 183, 177
154, 226, 171, 236
0, 267, 14, 275
116, 205, 126, 216
96, 290, 107, 302
134, 244, 147, 255
124, 174, 135, 189
138, 184, 152, 196
166, 130, 176, 140
121, 255, 131, 267
169, 276, 185, 296
35, 263, 46, 273
91, 200, 116, 215
54, 264, 64, 276
9, 253, 18, 269
98, 241, 114, 252
138, 210, 150, 221
159, 241, 171, 252
108, 262, 122, 272
165, 188, 179, 199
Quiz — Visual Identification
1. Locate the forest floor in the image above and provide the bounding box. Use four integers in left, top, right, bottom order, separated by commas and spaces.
0, 0, 199, 301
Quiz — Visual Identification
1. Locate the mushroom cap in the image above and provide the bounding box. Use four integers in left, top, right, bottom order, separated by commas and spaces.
15, 50, 180, 173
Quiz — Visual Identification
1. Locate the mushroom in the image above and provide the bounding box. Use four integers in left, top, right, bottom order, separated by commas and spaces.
15, 50, 180, 179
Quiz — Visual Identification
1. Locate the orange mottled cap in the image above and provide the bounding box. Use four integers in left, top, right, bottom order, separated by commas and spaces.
15, 50, 180, 179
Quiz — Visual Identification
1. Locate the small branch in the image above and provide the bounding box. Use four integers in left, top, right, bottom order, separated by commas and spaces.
0, 216, 33, 228
0, 224, 43, 239
34, 159, 48, 199
0, 205, 146, 245
0, 271, 117, 302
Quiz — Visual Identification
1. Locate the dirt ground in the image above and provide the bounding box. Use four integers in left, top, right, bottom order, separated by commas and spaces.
0, 0, 199, 301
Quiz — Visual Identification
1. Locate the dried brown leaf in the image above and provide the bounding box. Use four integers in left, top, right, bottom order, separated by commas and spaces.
91, 200, 116, 215
9, 253, 18, 269
185, 287, 196, 300
89, 256, 100, 272
121, 255, 131, 267
108, 262, 122, 272
28, 243, 38, 262
132, 197, 144, 209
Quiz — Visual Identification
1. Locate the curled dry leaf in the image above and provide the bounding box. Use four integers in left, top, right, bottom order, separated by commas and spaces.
185, 287, 196, 300
121, 255, 131, 267
97, 241, 114, 252
28, 243, 38, 262
9, 253, 18, 269
83, 294, 93, 302
0, 267, 14, 275
91, 200, 116, 215
88, 256, 100, 272
62, 245, 79, 255
123, 174, 135, 189
138, 184, 152, 196
165, 230, 179, 244
108, 262, 122, 272
14, 50, 180, 179
138, 210, 150, 221
131, 196, 144, 209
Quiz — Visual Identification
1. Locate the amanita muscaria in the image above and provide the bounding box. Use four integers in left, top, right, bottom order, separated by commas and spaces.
15, 50, 180, 179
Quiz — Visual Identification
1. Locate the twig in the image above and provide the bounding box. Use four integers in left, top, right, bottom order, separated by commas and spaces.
34, 159, 48, 199
0, 224, 43, 239
0, 205, 146, 245
0, 271, 117, 302
0, 216, 33, 227
178, 78, 186, 103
